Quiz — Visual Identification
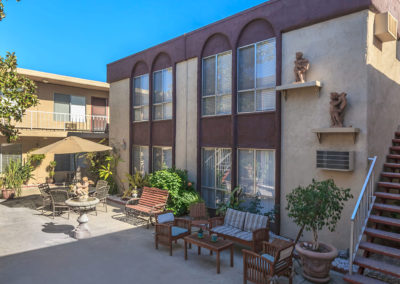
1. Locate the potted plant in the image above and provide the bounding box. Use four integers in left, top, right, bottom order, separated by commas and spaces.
1, 160, 25, 199
46, 161, 56, 184
286, 179, 352, 283
197, 228, 204, 239
132, 187, 138, 198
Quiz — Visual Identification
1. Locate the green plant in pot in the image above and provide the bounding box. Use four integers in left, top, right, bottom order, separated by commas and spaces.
46, 161, 56, 184
1, 159, 25, 199
286, 179, 352, 283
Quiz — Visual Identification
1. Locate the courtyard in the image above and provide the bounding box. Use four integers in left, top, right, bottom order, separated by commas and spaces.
0, 188, 347, 284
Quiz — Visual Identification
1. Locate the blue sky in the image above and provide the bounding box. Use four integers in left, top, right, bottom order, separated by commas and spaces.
0, 0, 267, 82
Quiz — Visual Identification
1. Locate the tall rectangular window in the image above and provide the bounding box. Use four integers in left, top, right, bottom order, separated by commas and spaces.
237, 38, 276, 113
133, 74, 149, 121
153, 68, 172, 120
0, 144, 22, 173
202, 51, 232, 116
238, 149, 275, 199
53, 93, 86, 122
132, 145, 149, 175
201, 148, 232, 209
152, 146, 172, 171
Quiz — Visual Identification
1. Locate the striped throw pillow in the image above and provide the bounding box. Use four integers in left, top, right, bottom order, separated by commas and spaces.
243, 212, 269, 232
224, 208, 246, 230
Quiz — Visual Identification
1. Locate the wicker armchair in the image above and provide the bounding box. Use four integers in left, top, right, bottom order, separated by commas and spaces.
243, 239, 295, 284
38, 183, 51, 213
95, 184, 109, 212
154, 211, 191, 256
49, 189, 70, 219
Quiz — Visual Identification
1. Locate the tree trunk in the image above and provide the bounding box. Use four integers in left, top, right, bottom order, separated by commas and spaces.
312, 229, 319, 251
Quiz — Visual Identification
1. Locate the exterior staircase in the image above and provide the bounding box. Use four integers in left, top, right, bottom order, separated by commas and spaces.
344, 132, 400, 283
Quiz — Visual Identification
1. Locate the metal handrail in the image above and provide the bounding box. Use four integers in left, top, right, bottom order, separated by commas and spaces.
349, 156, 377, 275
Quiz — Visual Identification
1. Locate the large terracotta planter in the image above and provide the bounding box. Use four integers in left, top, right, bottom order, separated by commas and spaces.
296, 241, 338, 283
1, 189, 15, 199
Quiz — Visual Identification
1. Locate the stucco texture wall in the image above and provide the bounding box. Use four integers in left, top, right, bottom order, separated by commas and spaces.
175, 58, 198, 183
281, 11, 370, 249
366, 10, 400, 180
109, 78, 130, 192
33, 82, 109, 115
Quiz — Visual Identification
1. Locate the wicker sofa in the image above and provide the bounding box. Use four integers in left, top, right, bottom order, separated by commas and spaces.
209, 208, 270, 252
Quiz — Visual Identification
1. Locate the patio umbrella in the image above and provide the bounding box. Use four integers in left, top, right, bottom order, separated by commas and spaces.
30, 136, 111, 155
30, 136, 112, 178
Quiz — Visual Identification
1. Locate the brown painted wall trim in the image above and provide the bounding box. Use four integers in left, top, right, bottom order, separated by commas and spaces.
106, 0, 384, 83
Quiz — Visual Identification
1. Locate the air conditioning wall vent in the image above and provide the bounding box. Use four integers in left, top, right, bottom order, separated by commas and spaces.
316, 150, 354, 171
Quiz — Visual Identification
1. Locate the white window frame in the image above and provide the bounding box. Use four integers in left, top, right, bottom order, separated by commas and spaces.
152, 146, 172, 171
201, 147, 232, 209
237, 148, 275, 198
237, 38, 276, 114
133, 74, 149, 122
202, 51, 232, 117
132, 145, 149, 175
152, 67, 172, 121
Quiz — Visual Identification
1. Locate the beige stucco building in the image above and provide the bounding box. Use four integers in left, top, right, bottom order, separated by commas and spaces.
107, 0, 400, 251
0, 69, 109, 184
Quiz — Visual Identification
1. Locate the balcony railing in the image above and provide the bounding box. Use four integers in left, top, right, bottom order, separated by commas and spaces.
1, 110, 109, 133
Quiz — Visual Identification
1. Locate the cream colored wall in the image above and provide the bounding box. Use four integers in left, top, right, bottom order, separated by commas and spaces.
366, 10, 400, 179
281, 11, 370, 249
175, 58, 198, 183
109, 78, 130, 192
31, 81, 109, 116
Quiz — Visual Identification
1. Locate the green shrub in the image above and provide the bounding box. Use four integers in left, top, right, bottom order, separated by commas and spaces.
149, 169, 201, 216
286, 179, 352, 251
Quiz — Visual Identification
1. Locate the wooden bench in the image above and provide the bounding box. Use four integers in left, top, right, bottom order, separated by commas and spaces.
125, 187, 169, 228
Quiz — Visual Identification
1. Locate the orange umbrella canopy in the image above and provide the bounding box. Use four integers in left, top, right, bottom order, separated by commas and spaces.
30, 136, 112, 155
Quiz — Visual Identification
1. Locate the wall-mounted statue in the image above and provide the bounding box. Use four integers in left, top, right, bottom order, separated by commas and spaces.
294, 52, 310, 83
330, 92, 347, 127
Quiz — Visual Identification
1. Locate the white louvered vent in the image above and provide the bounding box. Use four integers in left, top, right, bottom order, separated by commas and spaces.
375, 12, 398, 42
316, 150, 354, 171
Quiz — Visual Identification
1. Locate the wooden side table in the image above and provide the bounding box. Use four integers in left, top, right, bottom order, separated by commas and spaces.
184, 233, 234, 274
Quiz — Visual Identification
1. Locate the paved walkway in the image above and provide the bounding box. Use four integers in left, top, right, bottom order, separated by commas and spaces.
0, 190, 345, 284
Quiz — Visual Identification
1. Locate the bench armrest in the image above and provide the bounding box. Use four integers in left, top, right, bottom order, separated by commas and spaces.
125, 198, 139, 206
252, 228, 270, 253
175, 218, 191, 232
209, 217, 224, 229
155, 223, 172, 236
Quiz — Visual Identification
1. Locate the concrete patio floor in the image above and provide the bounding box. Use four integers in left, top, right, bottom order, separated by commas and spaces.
0, 189, 346, 284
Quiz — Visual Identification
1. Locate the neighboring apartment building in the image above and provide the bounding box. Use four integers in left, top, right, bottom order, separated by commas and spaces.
0, 69, 109, 184
107, 0, 400, 249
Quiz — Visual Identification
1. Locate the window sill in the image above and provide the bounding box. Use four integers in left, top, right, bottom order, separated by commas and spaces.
236, 110, 276, 116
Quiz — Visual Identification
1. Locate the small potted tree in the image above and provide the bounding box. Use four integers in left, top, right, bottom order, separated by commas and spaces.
286, 179, 352, 283
46, 161, 56, 184
1, 160, 24, 199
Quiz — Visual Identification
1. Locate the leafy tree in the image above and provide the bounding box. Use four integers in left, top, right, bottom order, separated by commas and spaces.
0, 52, 38, 142
0, 0, 20, 21
286, 179, 352, 251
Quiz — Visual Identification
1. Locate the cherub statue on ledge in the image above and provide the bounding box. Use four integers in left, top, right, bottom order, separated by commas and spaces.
330, 92, 347, 127
294, 52, 310, 83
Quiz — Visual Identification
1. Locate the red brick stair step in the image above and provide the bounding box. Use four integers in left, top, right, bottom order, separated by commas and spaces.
388, 154, 400, 160
343, 274, 387, 284
373, 203, 400, 214
353, 256, 400, 278
393, 138, 400, 144
369, 215, 400, 227
395, 131, 400, 137
390, 146, 400, 152
384, 162, 400, 169
381, 172, 400, 179
359, 241, 400, 259
378, 181, 400, 190
374, 192, 400, 201
364, 228, 400, 242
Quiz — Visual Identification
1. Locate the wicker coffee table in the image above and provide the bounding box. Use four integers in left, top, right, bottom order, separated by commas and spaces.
184, 233, 234, 274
